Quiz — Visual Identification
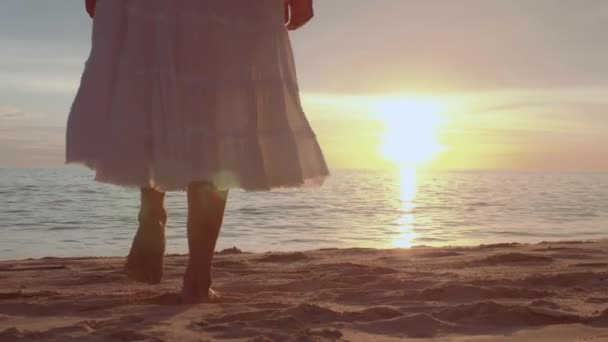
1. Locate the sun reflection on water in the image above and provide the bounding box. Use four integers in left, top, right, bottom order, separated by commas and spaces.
392, 167, 420, 248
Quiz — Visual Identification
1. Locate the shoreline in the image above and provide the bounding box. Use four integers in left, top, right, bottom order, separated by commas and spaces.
1, 240, 607, 341
3, 239, 605, 263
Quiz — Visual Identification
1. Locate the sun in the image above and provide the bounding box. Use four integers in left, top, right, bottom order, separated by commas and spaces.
370, 97, 446, 167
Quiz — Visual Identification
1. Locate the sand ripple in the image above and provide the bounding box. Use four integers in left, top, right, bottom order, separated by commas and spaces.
1, 240, 607, 341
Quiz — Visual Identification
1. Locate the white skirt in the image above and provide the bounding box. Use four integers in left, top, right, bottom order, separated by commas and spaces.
66, 0, 329, 191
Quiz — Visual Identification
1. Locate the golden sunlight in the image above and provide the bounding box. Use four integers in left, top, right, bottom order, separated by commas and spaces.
370, 98, 446, 167
364, 97, 449, 248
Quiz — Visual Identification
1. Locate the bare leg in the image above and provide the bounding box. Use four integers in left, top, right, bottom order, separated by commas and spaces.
181, 182, 228, 303
125, 187, 167, 284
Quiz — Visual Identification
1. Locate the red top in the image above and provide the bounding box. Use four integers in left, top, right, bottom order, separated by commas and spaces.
86, 0, 96, 18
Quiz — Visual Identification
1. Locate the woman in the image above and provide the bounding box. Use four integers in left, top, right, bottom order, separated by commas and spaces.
67, 0, 328, 303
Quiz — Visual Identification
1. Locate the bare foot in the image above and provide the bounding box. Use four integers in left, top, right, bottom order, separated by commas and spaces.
124, 218, 166, 284
181, 263, 220, 304
181, 287, 221, 304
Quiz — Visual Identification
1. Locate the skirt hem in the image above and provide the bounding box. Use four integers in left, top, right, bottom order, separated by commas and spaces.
65, 159, 329, 192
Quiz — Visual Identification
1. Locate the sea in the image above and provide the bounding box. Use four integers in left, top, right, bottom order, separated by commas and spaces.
0, 167, 606, 260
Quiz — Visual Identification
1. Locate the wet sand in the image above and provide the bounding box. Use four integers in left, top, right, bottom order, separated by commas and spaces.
1, 240, 607, 341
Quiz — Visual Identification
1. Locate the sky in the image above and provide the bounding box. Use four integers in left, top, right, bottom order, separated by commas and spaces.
1, 1, 608, 171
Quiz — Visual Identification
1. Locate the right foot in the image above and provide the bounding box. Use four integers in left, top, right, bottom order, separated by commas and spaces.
181, 287, 221, 304
124, 218, 166, 284
180, 264, 219, 303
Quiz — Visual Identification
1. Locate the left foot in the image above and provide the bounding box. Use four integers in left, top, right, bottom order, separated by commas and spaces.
124, 217, 166, 284
180, 183, 227, 304
180, 264, 220, 303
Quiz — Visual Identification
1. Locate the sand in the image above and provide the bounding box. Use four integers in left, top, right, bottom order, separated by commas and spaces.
1, 240, 607, 341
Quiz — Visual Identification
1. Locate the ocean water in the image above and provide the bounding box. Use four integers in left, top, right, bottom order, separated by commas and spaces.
0, 167, 607, 260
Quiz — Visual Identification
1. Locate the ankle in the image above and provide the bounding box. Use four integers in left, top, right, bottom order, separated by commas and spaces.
140, 188, 167, 219
138, 207, 167, 224
184, 265, 212, 288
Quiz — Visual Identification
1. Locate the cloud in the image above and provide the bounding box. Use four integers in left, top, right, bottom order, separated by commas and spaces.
0, 106, 64, 167
0, 106, 31, 120
475, 100, 608, 120
293, 0, 608, 93
0, 76, 79, 95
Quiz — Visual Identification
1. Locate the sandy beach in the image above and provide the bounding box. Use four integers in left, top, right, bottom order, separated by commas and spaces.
1, 240, 607, 341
